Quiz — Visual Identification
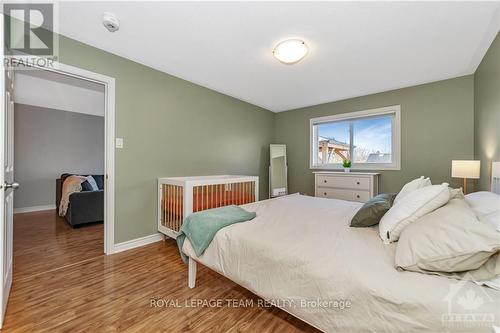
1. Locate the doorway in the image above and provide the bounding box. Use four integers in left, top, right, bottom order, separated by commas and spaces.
0, 58, 116, 327
9, 58, 116, 255
13, 67, 105, 278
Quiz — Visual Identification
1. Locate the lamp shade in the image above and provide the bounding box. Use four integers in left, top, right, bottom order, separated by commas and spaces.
452, 160, 480, 179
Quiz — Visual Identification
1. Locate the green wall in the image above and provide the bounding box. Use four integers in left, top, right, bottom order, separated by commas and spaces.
57, 36, 274, 243
475, 32, 500, 191
37, 31, 494, 243
274, 76, 475, 195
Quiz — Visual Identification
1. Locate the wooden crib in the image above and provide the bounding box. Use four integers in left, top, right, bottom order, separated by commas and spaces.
158, 175, 259, 238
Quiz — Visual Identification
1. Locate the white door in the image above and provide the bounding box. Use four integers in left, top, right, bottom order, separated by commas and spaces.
0, 14, 16, 328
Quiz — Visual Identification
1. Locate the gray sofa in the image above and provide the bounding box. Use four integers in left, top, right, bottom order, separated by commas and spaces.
56, 173, 104, 227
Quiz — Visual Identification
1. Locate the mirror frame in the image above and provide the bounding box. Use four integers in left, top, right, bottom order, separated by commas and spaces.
269, 144, 288, 198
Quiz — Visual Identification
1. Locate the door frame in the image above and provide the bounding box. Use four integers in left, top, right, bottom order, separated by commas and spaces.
10, 56, 116, 255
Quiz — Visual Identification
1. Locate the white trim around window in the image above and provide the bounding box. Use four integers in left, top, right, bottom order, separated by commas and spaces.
309, 105, 401, 171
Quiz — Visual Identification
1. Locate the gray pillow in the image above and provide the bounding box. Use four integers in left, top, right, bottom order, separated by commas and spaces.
395, 198, 500, 276
350, 193, 396, 227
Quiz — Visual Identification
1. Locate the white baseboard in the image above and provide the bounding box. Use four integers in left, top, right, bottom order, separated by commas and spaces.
112, 233, 163, 254
14, 205, 56, 214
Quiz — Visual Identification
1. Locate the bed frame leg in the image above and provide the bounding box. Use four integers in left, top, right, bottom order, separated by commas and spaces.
188, 257, 197, 289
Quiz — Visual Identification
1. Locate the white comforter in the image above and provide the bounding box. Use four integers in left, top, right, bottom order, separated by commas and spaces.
183, 194, 500, 332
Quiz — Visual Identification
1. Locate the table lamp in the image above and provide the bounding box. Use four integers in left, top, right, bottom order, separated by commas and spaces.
451, 160, 480, 194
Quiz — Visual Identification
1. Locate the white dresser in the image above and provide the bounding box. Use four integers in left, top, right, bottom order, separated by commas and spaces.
314, 172, 379, 203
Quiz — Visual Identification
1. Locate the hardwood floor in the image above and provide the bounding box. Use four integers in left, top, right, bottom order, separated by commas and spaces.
3, 211, 319, 332
12, 210, 103, 280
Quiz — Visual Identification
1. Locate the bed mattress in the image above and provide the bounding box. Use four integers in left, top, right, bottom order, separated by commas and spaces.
182, 194, 500, 332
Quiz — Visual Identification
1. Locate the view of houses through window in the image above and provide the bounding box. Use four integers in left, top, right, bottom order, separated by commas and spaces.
313, 113, 395, 167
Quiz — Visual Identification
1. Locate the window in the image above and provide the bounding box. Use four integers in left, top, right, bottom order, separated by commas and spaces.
310, 105, 400, 170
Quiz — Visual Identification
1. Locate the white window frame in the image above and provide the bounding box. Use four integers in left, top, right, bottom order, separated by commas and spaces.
309, 105, 401, 170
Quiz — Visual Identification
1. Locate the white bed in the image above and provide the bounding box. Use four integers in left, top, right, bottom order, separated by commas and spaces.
182, 193, 500, 332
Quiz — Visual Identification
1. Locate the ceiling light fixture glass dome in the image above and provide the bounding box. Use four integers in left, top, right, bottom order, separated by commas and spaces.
272, 39, 308, 64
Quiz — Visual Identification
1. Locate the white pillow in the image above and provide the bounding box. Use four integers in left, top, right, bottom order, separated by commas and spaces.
478, 211, 500, 232
379, 183, 450, 243
395, 198, 500, 273
477, 275, 500, 291
465, 191, 500, 232
465, 191, 500, 216
394, 176, 431, 203
449, 187, 465, 199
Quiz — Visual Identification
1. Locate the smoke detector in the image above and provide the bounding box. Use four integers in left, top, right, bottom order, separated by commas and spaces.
103, 12, 120, 32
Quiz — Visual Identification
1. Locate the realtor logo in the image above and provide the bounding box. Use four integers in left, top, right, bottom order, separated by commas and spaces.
3, 3, 54, 56
2, 2, 59, 69
441, 277, 496, 329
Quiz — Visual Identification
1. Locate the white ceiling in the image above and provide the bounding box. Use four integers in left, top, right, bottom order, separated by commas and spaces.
14, 69, 105, 117
57, 1, 500, 112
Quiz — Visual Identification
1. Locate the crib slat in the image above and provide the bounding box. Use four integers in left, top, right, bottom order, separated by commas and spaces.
163, 185, 166, 226
177, 186, 181, 231
194, 186, 197, 212
171, 185, 175, 231
206, 185, 209, 210
216, 184, 219, 208
170, 185, 173, 230
167, 185, 170, 229
172, 185, 175, 230
175, 185, 178, 231
176, 185, 179, 230
235, 183, 239, 205
193, 186, 196, 212
236, 183, 240, 205
175, 186, 178, 231
252, 182, 255, 202
178, 186, 182, 231
210, 185, 214, 209
232, 183, 235, 205
165, 185, 168, 225
178, 185, 181, 231
179, 186, 182, 231
239, 182, 243, 205
166, 185, 170, 229
221, 184, 224, 207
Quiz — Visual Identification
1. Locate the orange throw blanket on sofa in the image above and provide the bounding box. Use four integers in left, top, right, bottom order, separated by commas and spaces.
58, 175, 87, 216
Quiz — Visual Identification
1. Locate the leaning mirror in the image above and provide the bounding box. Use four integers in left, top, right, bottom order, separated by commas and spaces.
269, 144, 288, 198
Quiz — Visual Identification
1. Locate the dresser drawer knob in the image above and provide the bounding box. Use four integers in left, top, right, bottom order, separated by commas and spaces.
324, 192, 327, 196
356, 181, 360, 185
324, 180, 327, 183
356, 194, 360, 198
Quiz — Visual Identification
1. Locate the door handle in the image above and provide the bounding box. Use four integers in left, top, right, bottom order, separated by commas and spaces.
3, 182, 20, 190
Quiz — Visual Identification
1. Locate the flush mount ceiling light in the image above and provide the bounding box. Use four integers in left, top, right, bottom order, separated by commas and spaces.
272, 39, 308, 64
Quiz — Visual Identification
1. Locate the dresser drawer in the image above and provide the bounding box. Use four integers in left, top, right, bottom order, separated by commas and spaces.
316, 175, 370, 190
316, 188, 370, 203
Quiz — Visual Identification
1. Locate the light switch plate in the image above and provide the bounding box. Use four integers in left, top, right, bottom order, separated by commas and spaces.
115, 138, 124, 149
